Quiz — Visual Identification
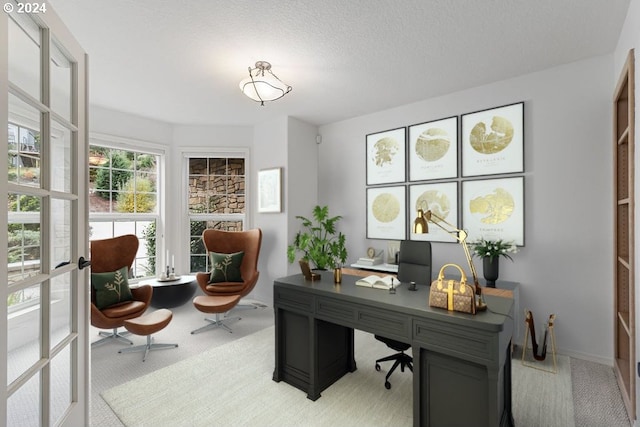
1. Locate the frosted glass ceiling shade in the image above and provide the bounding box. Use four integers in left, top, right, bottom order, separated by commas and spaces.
239, 61, 292, 105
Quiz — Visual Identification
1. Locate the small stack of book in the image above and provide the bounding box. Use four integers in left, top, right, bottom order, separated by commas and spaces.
356, 256, 383, 266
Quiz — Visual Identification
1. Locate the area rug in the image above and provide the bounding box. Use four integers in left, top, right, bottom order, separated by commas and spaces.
102, 326, 574, 427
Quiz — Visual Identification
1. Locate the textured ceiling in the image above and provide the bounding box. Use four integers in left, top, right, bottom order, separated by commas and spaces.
47, 0, 629, 127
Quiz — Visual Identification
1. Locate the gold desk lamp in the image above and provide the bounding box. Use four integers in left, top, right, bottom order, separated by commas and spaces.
413, 207, 487, 311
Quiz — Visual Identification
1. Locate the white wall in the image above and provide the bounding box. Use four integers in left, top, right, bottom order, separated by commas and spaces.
90, 105, 173, 144
252, 116, 288, 305
614, 0, 640, 421
252, 116, 319, 304
318, 54, 614, 363
285, 118, 319, 276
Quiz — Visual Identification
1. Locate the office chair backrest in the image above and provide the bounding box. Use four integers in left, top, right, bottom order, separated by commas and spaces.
397, 240, 431, 286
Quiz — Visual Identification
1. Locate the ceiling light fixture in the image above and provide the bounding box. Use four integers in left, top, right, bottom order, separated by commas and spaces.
239, 61, 292, 106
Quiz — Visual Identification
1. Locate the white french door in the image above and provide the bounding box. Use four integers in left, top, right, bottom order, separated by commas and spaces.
2, 2, 89, 426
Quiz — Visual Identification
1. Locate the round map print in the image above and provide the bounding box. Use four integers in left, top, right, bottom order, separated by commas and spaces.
416, 190, 450, 220
373, 137, 399, 167
415, 128, 450, 162
469, 187, 514, 224
469, 115, 514, 154
372, 193, 400, 223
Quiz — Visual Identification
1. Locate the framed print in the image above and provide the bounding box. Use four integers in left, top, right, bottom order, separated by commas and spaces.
461, 102, 524, 177
366, 127, 406, 185
462, 176, 524, 246
366, 186, 406, 240
257, 167, 282, 213
409, 116, 458, 181
409, 182, 458, 243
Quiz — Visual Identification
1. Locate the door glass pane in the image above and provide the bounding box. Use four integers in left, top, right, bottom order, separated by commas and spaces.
7, 283, 41, 385
50, 345, 72, 425
7, 372, 40, 427
51, 198, 71, 270
50, 38, 73, 122
8, 11, 41, 100
8, 94, 41, 188
8, 193, 41, 284
51, 121, 72, 193
51, 272, 72, 348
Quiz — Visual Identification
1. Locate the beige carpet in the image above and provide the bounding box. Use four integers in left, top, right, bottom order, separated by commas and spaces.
102, 326, 574, 427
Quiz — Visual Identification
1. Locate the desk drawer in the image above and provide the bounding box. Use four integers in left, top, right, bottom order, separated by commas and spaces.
357, 306, 410, 340
316, 298, 355, 324
414, 319, 496, 362
274, 288, 314, 313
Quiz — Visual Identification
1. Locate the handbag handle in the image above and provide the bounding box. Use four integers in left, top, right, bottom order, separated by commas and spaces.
436, 263, 468, 285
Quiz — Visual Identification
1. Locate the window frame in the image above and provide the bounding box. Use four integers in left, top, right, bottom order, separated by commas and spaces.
182, 147, 251, 274
88, 133, 166, 279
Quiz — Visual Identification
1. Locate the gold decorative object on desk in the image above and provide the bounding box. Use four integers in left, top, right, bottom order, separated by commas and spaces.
333, 267, 342, 284
413, 206, 486, 311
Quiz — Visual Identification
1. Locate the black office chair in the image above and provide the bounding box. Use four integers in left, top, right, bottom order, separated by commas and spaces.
374, 240, 432, 389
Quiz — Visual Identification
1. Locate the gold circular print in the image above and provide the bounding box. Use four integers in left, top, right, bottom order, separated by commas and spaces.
373, 137, 399, 167
469, 187, 514, 224
415, 128, 450, 162
469, 115, 514, 154
372, 193, 400, 223
416, 190, 450, 220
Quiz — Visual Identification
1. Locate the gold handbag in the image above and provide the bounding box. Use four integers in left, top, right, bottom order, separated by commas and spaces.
429, 263, 476, 314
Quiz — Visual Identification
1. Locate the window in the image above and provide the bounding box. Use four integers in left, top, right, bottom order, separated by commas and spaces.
89, 140, 162, 278
187, 156, 246, 273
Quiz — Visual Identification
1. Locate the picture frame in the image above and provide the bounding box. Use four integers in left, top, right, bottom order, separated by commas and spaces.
408, 116, 458, 181
257, 167, 282, 213
366, 185, 406, 240
461, 102, 524, 177
409, 182, 458, 243
462, 176, 524, 246
366, 127, 406, 185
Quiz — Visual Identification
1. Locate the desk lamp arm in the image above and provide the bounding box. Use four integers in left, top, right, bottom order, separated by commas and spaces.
425, 211, 481, 293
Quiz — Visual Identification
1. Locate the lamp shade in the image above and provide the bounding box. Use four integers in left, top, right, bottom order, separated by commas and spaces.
239, 61, 292, 105
413, 208, 429, 234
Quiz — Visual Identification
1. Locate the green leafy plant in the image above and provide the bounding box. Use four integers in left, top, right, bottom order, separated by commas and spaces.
472, 238, 517, 262
287, 205, 348, 270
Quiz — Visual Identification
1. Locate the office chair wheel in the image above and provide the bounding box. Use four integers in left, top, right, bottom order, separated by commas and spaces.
385, 381, 391, 390
375, 363, 381, 371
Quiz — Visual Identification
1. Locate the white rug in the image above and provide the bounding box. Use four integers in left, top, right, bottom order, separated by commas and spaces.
102, 327, 574, 427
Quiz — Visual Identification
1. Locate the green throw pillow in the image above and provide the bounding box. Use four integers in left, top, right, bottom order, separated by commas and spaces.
91, 266, 133, 310
209, 251, 245, 283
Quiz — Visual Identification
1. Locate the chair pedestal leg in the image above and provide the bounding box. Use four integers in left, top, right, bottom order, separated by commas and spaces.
92, 328, 133, 347
191, 313, 241, 334
118, 335, 178, 362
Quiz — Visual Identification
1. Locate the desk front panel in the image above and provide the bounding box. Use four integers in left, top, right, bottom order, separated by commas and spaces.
273, 272, 514, 427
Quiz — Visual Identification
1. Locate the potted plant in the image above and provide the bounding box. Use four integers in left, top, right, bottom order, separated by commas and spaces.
287, 205, 348, 270
472, 238, 517, 287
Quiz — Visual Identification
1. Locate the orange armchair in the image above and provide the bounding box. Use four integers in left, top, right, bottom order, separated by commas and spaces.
90, 234, 152, 346
192, 228, 262, 333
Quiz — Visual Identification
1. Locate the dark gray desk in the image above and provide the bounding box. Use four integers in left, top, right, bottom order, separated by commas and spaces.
272, 271, 514, 427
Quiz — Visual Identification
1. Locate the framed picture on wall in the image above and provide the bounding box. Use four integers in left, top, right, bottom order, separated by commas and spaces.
461, 102, 524, 177
408, 116, 458, 181
409, 182, 458, 243
462, 176, 524, 245
366, 127, 406, 185
257, 167, 282, 213
366, 185, 407, 240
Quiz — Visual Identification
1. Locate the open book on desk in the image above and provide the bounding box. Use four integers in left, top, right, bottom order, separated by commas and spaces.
355, 275, 398, 290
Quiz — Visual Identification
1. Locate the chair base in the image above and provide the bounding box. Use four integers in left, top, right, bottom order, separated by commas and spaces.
92, 328, 133, 347
191, 313, 241, 334
375, 351, 413, 389
118, 335, 178, 362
